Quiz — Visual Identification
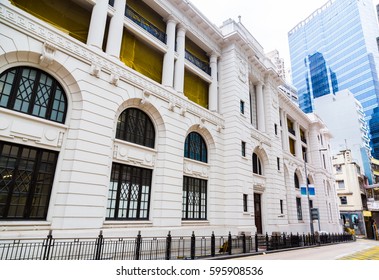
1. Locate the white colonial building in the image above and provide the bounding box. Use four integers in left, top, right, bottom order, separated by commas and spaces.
0, 0, 341, 239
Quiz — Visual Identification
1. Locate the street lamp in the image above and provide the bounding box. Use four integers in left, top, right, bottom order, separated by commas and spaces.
303, 148, 328, 235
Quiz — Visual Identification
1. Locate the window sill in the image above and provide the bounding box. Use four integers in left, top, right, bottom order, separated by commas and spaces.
0, 220, 51, 231
181, 220, 210, 226
103, 220, 153, 228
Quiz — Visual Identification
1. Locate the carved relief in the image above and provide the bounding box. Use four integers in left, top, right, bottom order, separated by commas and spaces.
39, 42, 56, 66
140, 90, 151, 106
183, 159, 209, 178
109, 73, 119, 86
90, 63, 101, 77
113, 142, 156, 168
0, 111, 66, 148
253, 183, 265, 193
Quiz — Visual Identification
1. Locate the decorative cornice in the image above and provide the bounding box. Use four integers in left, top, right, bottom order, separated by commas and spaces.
0, 3, 225, 128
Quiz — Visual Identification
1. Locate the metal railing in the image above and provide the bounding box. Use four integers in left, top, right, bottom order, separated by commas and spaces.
125, 5, 167, 43
185, 50, 211, 75
0, 230, 354, 260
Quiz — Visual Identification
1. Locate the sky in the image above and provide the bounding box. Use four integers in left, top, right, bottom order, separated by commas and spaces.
189, 0, 379, 67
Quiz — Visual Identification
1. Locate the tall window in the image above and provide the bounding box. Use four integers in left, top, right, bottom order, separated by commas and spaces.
252, 153, 262, 175
289, 138, 296, 156
184, 132, 207, 163
106, 163, 152, 220
243, 194, 248, 212
0, 141, 58, 219
241, 141, 246, 157
0, 66, 67, 123
280, 200, 284, 214
294, 173, 300, 189
296, 197, 303, 221
116, 108, 155, 148
182, 176, 207, 220
240, 100, 245, 114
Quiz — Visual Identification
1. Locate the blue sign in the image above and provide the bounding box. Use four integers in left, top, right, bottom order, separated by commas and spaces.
300, 185, 315, 196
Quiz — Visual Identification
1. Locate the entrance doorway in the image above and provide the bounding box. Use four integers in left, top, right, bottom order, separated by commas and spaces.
254, 193, 263, 234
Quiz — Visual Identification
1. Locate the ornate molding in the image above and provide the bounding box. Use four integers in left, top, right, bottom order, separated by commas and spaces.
199, 117, 206, 129
253, 183, 265, 193
0, 3, 226, 129
113, 142, 156, 168
39, 42, 56, 66
140, 90, 151, 106
109, 73, 119, 86
183, 159, 209, 179
250, 128, 271, 147
0, 110, 66, 148
90, 63, 101, 77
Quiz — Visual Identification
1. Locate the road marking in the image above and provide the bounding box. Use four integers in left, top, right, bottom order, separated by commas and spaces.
338, 246, 379, 260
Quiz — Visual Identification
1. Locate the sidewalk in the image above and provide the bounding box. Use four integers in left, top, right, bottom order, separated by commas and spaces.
338, 245, 379, 260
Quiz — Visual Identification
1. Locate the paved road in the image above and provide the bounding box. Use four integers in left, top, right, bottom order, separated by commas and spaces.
235, 239, 379, 260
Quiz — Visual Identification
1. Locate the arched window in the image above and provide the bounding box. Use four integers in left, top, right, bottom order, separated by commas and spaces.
184, 132, 207, 163
0, 66, 67, 123
252, 153, 262, 175
294, 173, 300, 189
116, 108, 155, 148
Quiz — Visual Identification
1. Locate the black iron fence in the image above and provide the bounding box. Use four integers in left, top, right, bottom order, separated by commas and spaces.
0, 230, 354, 260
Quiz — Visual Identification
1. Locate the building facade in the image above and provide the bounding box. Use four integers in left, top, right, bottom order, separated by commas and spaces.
313, 90, 372, 183
0, 0, 341, 239
288, 0, 379, 159
333, 150, 369, 236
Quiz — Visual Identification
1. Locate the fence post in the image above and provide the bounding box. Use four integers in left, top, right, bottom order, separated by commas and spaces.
283, 233, 287, 248
42, 230, 53, 260
165, 231, 172, 260
135, 231, 142, 260
242, 233, 246, 253
255, 233, 258, 252
191, 232, 196, 260
211, 232, 215, 257
228, 232, 232, 255
265, 233, 269, 251
94, 230, 104, 260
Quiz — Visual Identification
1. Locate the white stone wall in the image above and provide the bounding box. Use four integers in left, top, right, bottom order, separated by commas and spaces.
0, 0, 341, 238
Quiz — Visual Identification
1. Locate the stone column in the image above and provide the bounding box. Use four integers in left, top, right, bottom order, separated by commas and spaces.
174, 25, 186, 93
208, 53, 218, 112
106, 0, 126, 58
294, 122, 302, 159
162, 17, 177, 87
87, 0, 109, 49
281, 110, 289, 152
256, 82, 265, 132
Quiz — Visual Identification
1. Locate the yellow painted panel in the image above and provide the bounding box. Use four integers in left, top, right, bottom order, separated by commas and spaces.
10, 0, 91, 43
120, 29, 163, 83
184, 70, 209, 108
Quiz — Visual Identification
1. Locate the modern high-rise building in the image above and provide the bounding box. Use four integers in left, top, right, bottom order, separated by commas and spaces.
288, 0, 379, 158
314, 90, 372, 183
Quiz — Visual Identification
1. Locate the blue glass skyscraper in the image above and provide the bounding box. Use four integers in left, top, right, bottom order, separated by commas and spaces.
288, 0, 379, 158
